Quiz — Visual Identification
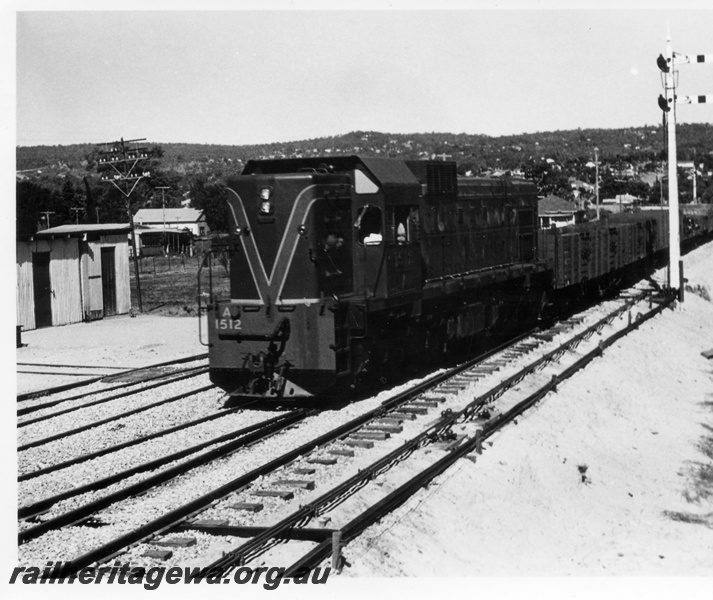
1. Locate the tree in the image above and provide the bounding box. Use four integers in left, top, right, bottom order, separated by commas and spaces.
190, 176, 228, 232
16, 180, 56, 236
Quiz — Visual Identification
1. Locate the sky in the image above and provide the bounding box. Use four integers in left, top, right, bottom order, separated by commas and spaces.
10, 2, 713, 148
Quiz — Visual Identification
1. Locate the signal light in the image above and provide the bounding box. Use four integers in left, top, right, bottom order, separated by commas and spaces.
658, 94, 671, 112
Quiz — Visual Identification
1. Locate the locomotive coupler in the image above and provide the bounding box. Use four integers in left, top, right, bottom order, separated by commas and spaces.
242, 318, 292, 396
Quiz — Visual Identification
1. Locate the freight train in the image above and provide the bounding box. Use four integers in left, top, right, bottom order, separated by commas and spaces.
200, 155, 713, 402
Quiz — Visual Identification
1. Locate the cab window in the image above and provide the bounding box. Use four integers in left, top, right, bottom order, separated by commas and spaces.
393, 205, 420, 244
355, 205, 383, 245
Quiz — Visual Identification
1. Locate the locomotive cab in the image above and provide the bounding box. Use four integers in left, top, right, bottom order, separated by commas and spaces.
206, 156, 418, 400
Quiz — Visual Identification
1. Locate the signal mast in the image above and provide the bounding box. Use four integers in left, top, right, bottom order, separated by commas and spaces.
657, 31, 711, 300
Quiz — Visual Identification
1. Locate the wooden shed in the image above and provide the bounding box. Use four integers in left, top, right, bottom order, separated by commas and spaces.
16, 224, 132, 330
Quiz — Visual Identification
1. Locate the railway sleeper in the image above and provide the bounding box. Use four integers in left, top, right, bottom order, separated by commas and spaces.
408, 400, 441, 408
191, 519, 229, 528
292, 467, 316, 475
362, 423, 403, 434
375, 416, 406, 425
307, 456, 338, 466
229, 503, 264, 513
350, 431, 390, 441
251, 490, 295, 501
399, 406, 429, 415
143, 550, 173, 561
346, 439, 374, 449
274, 480, 315, 491
153, 536, 197, 548
329, 449, 355, 457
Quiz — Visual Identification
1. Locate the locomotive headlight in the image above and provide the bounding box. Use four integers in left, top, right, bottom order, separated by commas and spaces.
258, 187, 275, 216
298, 225, 307, 237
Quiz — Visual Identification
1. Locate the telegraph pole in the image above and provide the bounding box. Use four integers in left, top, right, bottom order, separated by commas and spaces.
96, 137, 151, 312
156, 186, 170, 253
40, 211, 55, 229
594, 147, 600, 220
70, 207, 83, 225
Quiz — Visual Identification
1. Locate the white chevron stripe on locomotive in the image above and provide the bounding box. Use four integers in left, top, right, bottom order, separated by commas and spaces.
225, 184, 344, 305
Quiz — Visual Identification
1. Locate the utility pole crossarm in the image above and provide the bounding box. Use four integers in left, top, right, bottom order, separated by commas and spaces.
95, 137, 150, 313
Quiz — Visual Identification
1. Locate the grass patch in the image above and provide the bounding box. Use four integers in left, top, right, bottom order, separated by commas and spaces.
129, 253, 231, 316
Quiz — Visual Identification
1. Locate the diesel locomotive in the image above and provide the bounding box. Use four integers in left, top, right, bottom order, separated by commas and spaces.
203, 156, 551, 401
201, 155, 713, 402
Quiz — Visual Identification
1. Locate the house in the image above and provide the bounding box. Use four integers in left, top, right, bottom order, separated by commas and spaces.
133, 224, 195, 256
134, 208, 210, 237
601, 193, 638, 213
17, 224, 132, 331
538, 195, 585, 228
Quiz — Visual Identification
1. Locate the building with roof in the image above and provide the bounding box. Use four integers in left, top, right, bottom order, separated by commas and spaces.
17, 224, 132, 330
601, 193, 638, 214
134, 208, 209, 237
538, 195, 585, 228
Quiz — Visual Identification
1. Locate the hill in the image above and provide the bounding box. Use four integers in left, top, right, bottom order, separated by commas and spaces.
15, 124, 713, 236
16, 124, 713, 174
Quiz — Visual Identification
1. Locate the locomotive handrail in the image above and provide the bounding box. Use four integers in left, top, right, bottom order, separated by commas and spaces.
423, 261, 525, 284
197, 250, 213, 347
371, 242, 389, 297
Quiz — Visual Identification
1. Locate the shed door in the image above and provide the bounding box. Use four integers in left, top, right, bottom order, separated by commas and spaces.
101, 247, 117, 316
32, 252, 52, 328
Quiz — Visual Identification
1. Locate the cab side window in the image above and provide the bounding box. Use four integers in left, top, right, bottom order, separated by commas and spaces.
355, 205, 383, 246
393, 205, 420, 244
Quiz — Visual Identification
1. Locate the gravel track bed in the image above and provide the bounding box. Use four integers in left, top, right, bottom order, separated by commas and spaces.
133, 297, 649, 568
214, 302, 648, 569
16, 295, 647, 567
16, 359, 208, 412
17, 376, 441, 567
18, 409, 282, 509
17, 373, 215, 448
18, 387, 226, 475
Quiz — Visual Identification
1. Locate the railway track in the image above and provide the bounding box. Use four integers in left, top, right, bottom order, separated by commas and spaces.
194, 287, 671, 576
17, 354, 209, 417
18, 380, 215, 451
18, 324, 529, 571
18, 410, 309, 541
284, 292, 676, 574
17, 354, 208, 408
18, 283, 673, 576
